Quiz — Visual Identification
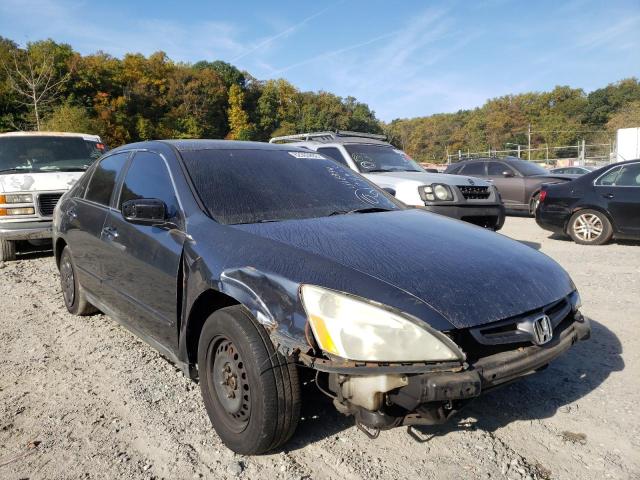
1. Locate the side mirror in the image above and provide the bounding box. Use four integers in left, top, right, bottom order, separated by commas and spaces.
502, 171, 514, 178
122, 198, 167, 226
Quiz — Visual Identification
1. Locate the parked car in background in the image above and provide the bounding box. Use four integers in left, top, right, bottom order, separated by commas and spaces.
537, 160, 640, 245
53, 140, 590, 454
270, 131, 505, 230
549, 166, 596, 175
0, 131, 105, 260
445, 157, 579, 215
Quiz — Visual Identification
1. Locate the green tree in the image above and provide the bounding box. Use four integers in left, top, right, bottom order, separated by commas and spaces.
42, 103, 97, 133
227, 84, 254, 140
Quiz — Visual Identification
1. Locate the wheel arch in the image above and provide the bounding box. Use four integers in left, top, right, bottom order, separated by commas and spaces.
54, 237, 67, 267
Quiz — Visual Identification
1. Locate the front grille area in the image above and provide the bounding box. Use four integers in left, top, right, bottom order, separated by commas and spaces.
38, 193, 63, 217
447, 296, 575, 362
458, 185, 490, 199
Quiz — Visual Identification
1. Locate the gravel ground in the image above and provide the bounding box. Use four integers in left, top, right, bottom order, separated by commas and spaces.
1, 216, 639, 480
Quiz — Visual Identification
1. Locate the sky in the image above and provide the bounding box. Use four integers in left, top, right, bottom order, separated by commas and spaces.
0, 0, 638, 121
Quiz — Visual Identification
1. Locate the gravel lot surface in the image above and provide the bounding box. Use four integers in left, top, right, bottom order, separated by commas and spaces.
1, 216, 638, 480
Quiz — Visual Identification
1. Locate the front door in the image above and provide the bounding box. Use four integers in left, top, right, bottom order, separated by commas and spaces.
487, 161, 525, 207
596, 162, 640, 234
100, 151, 184, 350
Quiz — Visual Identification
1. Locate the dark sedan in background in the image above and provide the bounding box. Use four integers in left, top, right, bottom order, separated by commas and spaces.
537, 160, 640, 245
53, 140, 590, 454
445, 157, 578, 215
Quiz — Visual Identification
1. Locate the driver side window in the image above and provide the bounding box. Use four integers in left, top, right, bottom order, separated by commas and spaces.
595, 166, 622, 186
487, 162, 512, 176
119, 152, 179, 219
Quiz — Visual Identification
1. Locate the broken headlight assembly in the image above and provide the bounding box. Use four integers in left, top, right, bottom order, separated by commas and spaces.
300, 284, 464, 363
419, 184, 454, 202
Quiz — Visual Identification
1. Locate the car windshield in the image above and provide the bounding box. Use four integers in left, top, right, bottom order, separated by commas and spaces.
508, 159, 549, 176
344, 144, 423, 173
0, 136, 105, 173
181, 148, 402, 225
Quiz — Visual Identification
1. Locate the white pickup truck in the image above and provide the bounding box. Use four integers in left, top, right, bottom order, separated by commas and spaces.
0, 131, 105, 261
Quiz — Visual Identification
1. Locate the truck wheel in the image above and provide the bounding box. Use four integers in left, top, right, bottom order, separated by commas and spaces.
0, 239, 16, 261
568, 209, 613, 245
59, 246, 98, 315
198, 305, 301, 454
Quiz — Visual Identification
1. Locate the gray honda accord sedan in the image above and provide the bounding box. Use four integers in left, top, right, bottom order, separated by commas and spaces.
53, 140, 590, 454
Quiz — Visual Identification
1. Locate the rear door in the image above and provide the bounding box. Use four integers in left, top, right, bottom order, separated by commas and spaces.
596, 163, 640, 234
100, 151, 185, 349
65, 152, 130, 294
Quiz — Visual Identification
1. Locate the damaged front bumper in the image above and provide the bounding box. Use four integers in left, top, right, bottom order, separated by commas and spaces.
308, 314, 590, 432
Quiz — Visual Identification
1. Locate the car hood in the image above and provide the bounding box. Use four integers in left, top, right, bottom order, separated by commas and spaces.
364, 171, 491, 187
0, 172, 83, 193
234, 209, 574, 329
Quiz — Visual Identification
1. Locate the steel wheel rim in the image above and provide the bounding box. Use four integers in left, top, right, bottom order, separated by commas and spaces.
574, 213, 603, 241
209, 336, 251, 433
60, 256, 75, 307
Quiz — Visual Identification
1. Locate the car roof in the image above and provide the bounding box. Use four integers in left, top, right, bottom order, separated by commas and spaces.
108, 139, 313, 155
0, 131, 101, 142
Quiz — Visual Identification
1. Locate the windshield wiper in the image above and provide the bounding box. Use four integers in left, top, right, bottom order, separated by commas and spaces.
328, 207, 395, 216
365, 169, 394, 173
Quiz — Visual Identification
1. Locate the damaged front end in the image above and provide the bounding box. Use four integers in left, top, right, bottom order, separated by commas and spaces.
298, 291, 591, 437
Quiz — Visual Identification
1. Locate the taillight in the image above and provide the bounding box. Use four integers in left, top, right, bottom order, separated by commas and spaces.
539, 190, 547, 203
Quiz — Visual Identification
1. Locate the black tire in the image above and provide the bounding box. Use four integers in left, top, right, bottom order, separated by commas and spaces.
198, 305, 301, 454
0, 239, 16, 261
59, 246, 98, 315
567, 209, 613, 245
529, 192, 540, 216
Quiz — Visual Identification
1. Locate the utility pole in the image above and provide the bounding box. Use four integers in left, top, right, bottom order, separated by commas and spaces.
527, 124, 531, 161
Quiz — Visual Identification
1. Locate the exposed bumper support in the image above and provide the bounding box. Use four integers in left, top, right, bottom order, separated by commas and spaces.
0, 221, 53, 240
390, 316, 590, 411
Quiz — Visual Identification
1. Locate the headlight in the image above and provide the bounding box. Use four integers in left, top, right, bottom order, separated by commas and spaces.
420, 184, 454, 202
0, 193, 33, 204
570, 290, 582, 310
300, 284, 463, 362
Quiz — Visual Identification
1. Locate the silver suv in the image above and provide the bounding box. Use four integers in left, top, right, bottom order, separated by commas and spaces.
270, 131, 505, 230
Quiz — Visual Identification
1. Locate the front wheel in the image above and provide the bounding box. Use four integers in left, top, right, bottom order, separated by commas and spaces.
198, 305, 301, 454
567, 209, 613, 245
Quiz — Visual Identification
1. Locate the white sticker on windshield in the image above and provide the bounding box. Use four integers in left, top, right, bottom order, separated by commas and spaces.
288, 151, 325, 159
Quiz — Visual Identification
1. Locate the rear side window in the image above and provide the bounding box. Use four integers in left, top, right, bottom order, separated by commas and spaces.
614, 163, 640, 186
317, 147, 348, 167
119, 152, 179, 217
461, 162, 486, 175
85, 152, 129, 206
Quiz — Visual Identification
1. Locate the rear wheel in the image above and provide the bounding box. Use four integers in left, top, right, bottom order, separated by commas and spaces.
0, 239, 16, 261
59, 246, 98, 315
198, 305, 301, 454
568, 209, 613, 245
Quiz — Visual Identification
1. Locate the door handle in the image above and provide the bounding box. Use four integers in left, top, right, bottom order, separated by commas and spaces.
603, 193, 614, 199
102, 226, 119, 239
